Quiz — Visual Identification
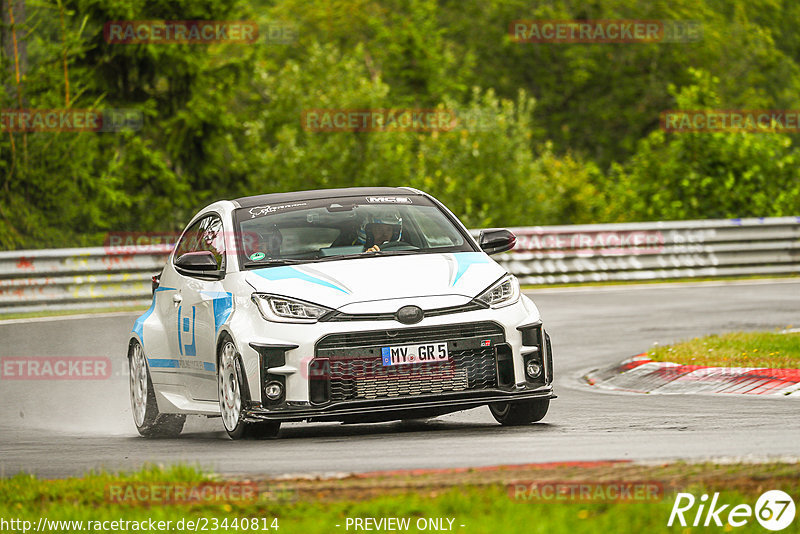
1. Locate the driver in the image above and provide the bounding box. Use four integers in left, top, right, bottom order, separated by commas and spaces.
253, 224, 282, 257
356, 212, 403, 252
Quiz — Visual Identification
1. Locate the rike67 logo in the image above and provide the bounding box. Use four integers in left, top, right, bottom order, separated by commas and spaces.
669, 490, 796, 531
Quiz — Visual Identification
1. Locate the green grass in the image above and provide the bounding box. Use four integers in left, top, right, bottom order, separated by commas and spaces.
2, 463, 800, 533
647, 331, 800, 368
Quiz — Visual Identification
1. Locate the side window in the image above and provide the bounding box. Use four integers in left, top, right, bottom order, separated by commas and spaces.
173, 215, 226, 271
174, 218, 204, 260
200, 216, 226, 270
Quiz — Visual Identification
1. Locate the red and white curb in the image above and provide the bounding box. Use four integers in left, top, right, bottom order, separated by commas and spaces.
584, 355, 800, 397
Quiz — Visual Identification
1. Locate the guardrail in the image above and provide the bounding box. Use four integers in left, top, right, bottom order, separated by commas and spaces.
482, 216, 800, 285
0, 247, 167, 314
1, 216, 798, 314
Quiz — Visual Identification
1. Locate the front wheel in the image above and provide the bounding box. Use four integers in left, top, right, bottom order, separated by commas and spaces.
217, 337, 281, 440
129, 341, 185, 437
489, 399, 550, 426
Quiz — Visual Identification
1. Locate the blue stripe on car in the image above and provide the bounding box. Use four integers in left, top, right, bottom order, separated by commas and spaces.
148, 358, 180, 368
200, 291, 234, 333
252, 266, 349, 293
451, 252, 489, 286
131, 287, 176, 341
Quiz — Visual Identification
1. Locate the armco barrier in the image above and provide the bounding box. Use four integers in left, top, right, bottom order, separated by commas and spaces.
478, 216, 800, 285
0, 247, 168, 313
0, 216, 798, 314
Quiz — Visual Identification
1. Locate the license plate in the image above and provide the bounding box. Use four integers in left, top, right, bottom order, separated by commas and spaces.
381, 342, 449, 366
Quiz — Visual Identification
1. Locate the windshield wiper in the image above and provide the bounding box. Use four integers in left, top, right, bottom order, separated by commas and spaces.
372, 250, 417, 255
243, 258, 306, 269
313, 250, 420, 262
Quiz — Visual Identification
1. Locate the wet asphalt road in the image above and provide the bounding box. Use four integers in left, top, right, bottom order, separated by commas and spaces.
0, 280, 798, 478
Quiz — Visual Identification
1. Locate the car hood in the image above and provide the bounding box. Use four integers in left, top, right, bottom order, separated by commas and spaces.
244, 252, 506, 313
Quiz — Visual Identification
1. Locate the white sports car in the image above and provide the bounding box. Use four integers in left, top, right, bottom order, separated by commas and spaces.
128, 187, 554, 439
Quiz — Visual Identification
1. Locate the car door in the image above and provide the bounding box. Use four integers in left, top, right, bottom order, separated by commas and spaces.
168, 214, 231, 401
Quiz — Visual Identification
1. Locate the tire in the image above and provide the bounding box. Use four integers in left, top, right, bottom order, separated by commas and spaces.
217, 336, 281, 440
489, 399, 550, 426
128, 341, 185, 438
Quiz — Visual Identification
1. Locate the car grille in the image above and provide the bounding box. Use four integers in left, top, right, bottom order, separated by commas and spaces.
313, 322, 504, 403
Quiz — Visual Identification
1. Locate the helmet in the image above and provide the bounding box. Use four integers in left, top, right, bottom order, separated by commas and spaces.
356, 212, 403, 246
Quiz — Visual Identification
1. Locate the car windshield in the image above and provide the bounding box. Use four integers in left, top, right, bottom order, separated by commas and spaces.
234, 195, 476, 267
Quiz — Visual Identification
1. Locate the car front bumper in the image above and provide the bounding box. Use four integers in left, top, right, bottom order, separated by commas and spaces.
243, 385, 555, 422
226, 293, 554, 420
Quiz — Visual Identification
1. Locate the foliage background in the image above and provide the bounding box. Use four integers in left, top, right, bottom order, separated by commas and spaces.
1, 0, 798, 249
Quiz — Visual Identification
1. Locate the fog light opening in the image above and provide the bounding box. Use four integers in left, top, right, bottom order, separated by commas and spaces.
525, 360, 543, 379
265, 381, 284, 401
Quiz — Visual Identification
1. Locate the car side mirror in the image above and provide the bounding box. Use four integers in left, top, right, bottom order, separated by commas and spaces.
174, 251, 219, 275
479, 229, 516, 255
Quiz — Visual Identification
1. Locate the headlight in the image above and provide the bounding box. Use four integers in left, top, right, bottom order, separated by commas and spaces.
252, 293, 333, 323
475, 274, 520, 308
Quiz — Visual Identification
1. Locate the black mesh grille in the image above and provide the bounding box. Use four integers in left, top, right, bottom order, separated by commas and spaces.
319, 348, 499, 401
313, 322, 504, 403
